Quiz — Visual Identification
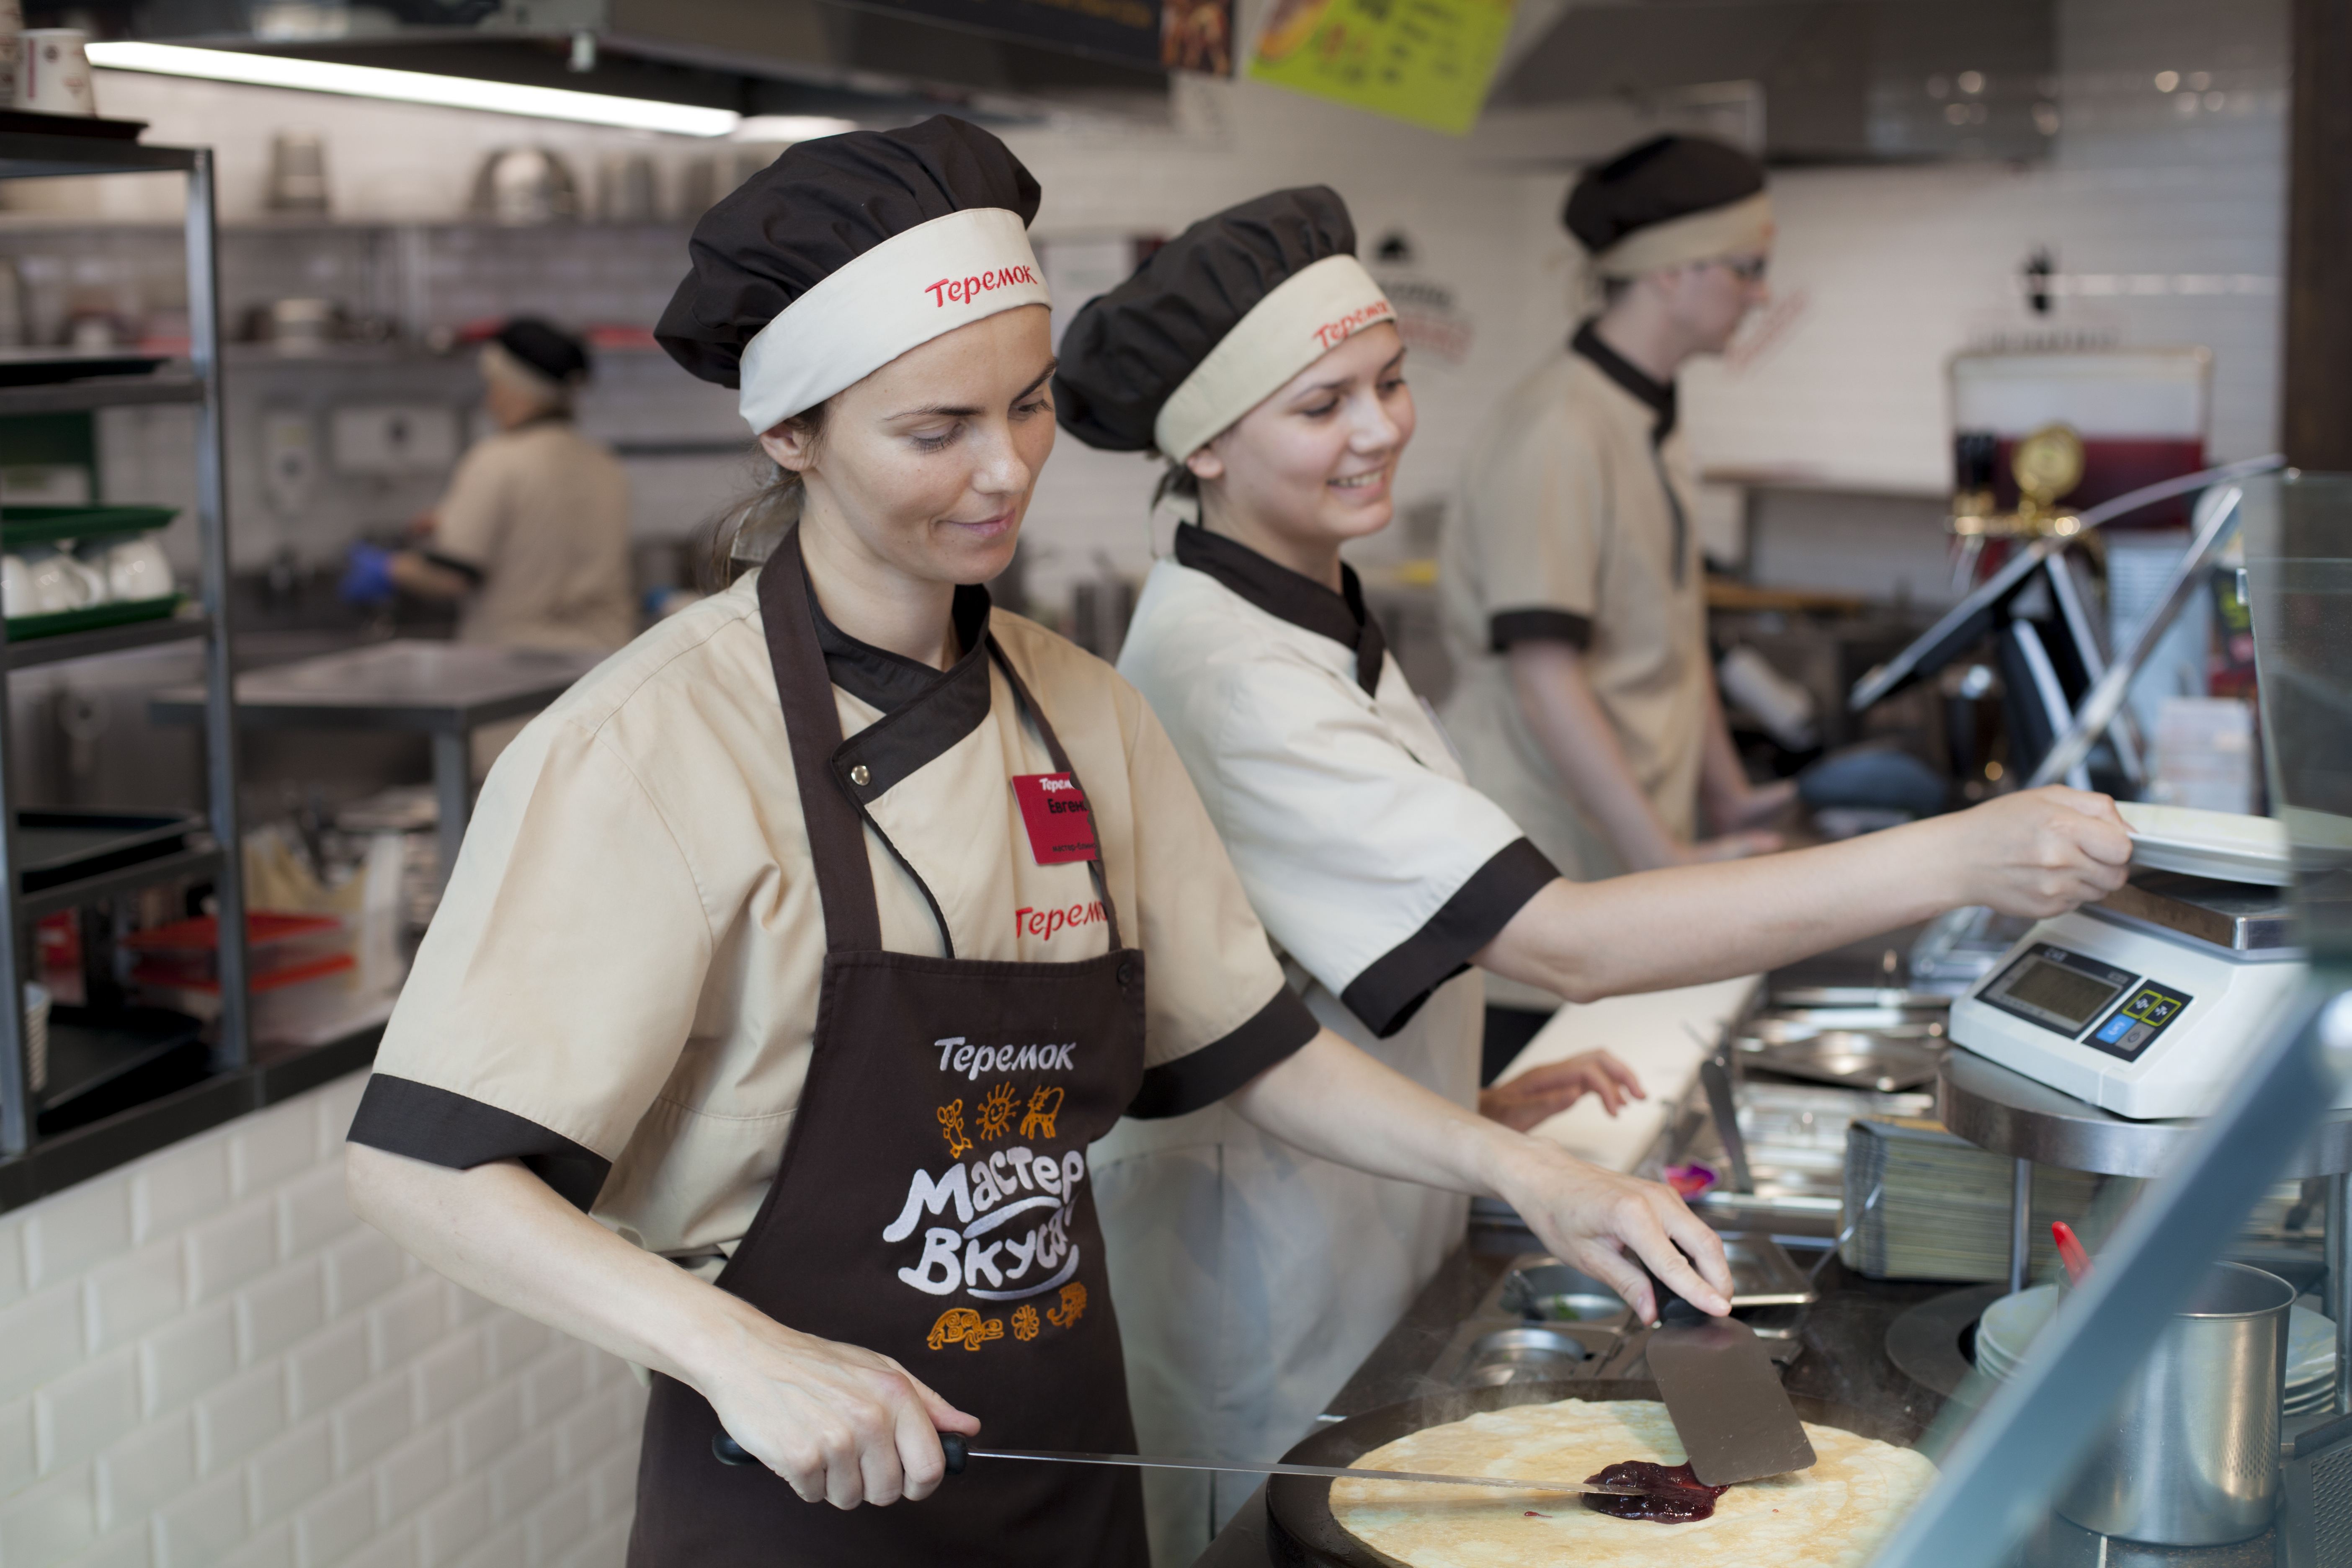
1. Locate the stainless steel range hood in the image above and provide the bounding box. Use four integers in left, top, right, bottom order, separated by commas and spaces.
59, 0, 1171, 125
1493, 0, 2057, 164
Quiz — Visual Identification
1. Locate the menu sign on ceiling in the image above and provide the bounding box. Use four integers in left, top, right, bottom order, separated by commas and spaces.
843, 0, 1235, 75
1246, 0, 1516, 134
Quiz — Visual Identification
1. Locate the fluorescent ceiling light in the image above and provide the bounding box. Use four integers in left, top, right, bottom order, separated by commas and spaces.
86, 41, 742, 137
732, 115, 859, 143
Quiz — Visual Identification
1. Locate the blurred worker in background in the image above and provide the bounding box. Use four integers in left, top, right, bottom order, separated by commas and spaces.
343, 317, 634, 654
1436, 134, 1797, 1075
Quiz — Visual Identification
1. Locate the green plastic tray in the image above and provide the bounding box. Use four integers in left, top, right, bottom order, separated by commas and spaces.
3, 505, 180, 550
6, 593, 185, 642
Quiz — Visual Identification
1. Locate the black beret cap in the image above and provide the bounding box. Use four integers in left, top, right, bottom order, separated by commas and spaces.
1054, 185, 1357, 452
494, 317, 590, 384
1562, 134, 1766, 253
656, 115, 1042, 389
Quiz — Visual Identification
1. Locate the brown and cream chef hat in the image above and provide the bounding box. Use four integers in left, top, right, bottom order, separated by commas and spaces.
1052, 186, 1394, 464
1564, 134, 1772, 280
655, 115, 1049, 435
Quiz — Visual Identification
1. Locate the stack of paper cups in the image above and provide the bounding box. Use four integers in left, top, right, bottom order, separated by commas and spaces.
19, 25, 96, 117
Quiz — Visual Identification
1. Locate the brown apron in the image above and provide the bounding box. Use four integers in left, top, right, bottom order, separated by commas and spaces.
627, 534, 1150, 1566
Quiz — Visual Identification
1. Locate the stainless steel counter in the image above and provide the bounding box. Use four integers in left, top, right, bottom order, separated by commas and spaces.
152, 640, 601, 890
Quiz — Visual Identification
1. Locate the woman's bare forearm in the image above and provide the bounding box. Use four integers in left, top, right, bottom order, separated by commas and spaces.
345, 1144, 755, 1387
347, 1144, 977, 1506
1226, 1030, 1733, 1317
1476, 828, 1952, 1003
1228, 1028, 1516, 1196
1476, 788, 2133, 1003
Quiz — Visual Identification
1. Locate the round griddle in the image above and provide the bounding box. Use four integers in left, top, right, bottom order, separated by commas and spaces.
1264, 1378, 1926, 1568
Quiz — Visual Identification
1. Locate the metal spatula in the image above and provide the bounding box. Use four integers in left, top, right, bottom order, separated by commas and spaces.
1642, 1261, 1815, 1486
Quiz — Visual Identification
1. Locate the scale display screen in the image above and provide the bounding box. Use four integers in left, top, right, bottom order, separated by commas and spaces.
1982, 945, 2139, 1037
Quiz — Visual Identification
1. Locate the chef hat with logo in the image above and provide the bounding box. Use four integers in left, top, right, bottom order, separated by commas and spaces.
1563, 134, 1772, 280
655, 116, 1048, 434
1054, 186, 1395, 463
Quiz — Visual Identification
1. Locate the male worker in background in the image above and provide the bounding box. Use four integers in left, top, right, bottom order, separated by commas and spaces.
343, 317, 634, 655
1436, 134, 1798, 1078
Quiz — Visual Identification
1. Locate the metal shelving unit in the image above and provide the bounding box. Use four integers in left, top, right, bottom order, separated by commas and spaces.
0, 133, 248, 1163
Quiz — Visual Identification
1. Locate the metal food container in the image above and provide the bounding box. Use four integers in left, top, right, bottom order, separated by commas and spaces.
2054, 1261, 2294, 1545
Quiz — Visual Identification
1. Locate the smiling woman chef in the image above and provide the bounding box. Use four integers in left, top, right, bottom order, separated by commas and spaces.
1052, 186, 2133, 1563
338, 120, 1739, 1566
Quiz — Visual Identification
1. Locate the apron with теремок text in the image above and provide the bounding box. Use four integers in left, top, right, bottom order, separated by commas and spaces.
627, 533, 1150, 1566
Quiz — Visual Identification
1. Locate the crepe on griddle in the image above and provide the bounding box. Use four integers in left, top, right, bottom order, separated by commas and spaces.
1329, 1398, 1935, 1568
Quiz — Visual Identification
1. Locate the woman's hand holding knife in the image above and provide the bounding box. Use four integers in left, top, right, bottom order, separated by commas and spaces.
691, 1318, 978, 1508
345, 1146, 978, 1513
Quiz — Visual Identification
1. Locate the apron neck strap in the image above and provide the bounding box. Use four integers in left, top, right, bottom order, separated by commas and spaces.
758, 530, 885, 954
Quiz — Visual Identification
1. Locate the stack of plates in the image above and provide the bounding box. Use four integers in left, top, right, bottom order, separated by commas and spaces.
1978, 1284, 2337, 1411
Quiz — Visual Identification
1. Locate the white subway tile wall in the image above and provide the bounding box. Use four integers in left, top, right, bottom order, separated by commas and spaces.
0, 1073, 645, 1568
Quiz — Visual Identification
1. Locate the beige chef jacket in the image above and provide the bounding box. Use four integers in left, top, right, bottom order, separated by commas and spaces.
349, 566, 1318, 1269
1439, 323, 1711, 910
1105, 526, 1558, 1565
428, 417, 636, 653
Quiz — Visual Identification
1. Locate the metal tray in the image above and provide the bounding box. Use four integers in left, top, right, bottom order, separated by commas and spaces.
1263, 1379, 1922, 1568
5, 593, 184, 644
1742, 1011, 1947, 1044
1, 504, 179, 548
1505, 1239, 1816, 1315
1743, 1032, 1946, 1093
14, 807, 201, 892
37, 1005, 208, 1136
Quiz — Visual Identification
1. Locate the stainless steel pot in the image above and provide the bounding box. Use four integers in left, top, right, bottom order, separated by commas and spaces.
470, 147, 580, 225
2054, 1261, 2293, 1545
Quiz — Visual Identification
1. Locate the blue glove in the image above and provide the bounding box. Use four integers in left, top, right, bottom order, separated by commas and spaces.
340, 543, 396, 606
1798, 746, 1950, 818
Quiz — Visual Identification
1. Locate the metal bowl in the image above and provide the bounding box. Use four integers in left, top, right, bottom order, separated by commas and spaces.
1498, 1263, 1630, 1326
1468, 1327, 1592, 1359
1520, 1293, 1630, 1325
1461, 1327, 1590, 1386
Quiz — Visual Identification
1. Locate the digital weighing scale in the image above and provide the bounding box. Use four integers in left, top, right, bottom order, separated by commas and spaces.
1950, 870, 2323, 1120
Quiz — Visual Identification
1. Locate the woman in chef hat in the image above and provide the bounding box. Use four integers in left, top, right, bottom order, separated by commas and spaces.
341, 123, 1743, 1568
1055, 185, 2133, 1564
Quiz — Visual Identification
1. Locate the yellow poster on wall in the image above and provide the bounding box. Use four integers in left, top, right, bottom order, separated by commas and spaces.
1246, 0, 1515, 135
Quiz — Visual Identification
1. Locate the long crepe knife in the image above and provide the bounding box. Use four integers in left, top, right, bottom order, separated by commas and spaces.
713, 1431, 1654, 1496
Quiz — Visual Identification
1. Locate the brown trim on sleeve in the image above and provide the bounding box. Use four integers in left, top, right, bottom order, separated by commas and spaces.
1126, 985, 1320, 1119
1489, 609, 1595, 651
1338, 838, 1560, 1039
346, 1073, 612, 1212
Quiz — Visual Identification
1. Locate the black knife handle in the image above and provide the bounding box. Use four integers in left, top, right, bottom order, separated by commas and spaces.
1640, 1255, 1710, 1328
712, 1430, 968, 1475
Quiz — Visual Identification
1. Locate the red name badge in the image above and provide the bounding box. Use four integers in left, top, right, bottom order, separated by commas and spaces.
1011, 773, 1099, 865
